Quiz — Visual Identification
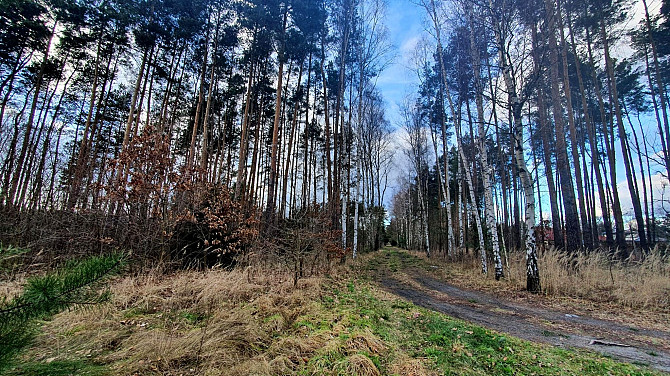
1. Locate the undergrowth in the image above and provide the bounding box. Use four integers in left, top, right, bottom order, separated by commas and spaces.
5, 251, 662, 376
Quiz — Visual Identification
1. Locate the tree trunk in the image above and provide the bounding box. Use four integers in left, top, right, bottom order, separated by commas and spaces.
200, 22, 221, 182
424, 0, 485, 271
7, 21, 57, 207
116, 46, 149, 194
266, 9, 289, 223
566, 11, 612, 247
585, 26, 625, 249
490, 3, 540, 292
542, 4, 581, 251
235, 58, 256, 202
459, 106, 487, 273
600, 21, 647, 251
188, 37, 209, 172
556, 0, 591, 249
469, 12, 502, 278
641, 0, 670, 179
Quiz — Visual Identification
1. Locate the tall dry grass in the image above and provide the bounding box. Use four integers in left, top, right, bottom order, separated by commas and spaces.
503, 247, 670, 310
24, 259, 407, 376
24, 265, 314, 375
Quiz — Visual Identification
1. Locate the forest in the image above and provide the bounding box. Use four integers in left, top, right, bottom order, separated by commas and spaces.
0, 0, 395, 269
1, 0, 670, 374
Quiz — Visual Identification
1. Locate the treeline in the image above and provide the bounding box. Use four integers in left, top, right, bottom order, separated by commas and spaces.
0, 0, 393, 266
388, 0, 670, 291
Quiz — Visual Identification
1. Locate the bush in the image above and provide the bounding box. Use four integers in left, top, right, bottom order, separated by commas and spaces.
170, 187, 258, 268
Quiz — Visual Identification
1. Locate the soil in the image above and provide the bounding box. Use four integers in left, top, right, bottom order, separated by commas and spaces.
372, 251, 670, 373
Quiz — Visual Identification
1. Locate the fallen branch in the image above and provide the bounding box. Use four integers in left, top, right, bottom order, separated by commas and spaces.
589, 340, 631, 347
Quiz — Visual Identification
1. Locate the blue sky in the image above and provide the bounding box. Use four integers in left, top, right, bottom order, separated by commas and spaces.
374, 0, 427, 206
376, 0, 424, 128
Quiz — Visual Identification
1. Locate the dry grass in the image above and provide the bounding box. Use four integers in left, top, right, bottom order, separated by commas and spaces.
15, 261, 421, 375
388, 354, 437, 376
0, 277, 25, 301
346, 329, 387, 355
20, 266, 322, 375
503, 247, 670, 310
412, 245, 670, 311
337, 353, 381, 376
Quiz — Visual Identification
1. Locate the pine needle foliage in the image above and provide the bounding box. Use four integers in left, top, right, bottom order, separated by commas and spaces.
0, 253, 123, 370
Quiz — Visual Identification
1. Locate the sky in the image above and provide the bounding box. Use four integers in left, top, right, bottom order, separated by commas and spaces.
374, 0, 425, 207
376, 0, 424, 128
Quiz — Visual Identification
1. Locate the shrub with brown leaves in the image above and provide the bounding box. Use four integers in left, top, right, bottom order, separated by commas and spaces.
170, 187, 258, 268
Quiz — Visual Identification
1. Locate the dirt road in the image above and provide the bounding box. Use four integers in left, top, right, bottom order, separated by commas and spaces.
372, 250, 670, 373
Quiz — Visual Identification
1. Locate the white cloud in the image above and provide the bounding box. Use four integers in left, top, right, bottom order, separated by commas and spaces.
616, 173, 670, 217
400, 35, 421, 58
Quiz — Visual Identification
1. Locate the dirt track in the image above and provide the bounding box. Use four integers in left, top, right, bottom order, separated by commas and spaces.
373, 250, 670, 373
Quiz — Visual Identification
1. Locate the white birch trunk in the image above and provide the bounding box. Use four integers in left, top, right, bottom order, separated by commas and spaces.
458, 166, 464, 249
417, 181, 431, 257
456, 137, 487, 274
489, 3, 540, 291
342, 195, 347, 249
468, 11, 502, 279
353, 157, 360, 258
423, 0, 484, 271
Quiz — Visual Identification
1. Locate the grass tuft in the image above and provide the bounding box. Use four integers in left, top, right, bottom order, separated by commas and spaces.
346, 329, 387, 355
337, 353, 381, 376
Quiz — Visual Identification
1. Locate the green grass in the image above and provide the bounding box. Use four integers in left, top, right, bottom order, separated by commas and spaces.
0, 243, 29, 259
363, 248, 424, 276
305, 278, 660, 375
3, 359, 109, 376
